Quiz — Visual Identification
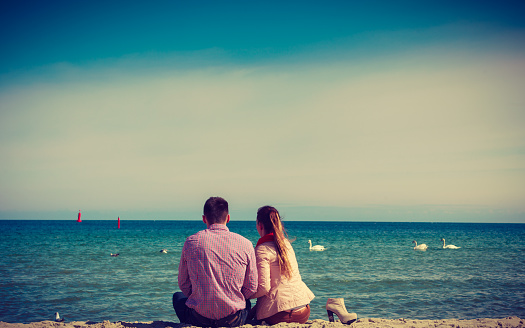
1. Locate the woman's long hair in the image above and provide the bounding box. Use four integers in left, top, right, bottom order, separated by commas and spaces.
257, 206, 293, 279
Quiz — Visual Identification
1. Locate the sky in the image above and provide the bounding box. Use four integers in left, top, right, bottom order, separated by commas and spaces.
1, 1, 524, 222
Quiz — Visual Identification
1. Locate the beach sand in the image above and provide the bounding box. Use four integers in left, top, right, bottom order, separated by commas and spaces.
1, 317, 523, 328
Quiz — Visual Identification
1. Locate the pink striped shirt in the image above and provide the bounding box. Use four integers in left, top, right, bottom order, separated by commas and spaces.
178, 223, 258, 320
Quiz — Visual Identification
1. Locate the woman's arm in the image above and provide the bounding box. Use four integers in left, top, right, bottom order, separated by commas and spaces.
250, 245, 272, 299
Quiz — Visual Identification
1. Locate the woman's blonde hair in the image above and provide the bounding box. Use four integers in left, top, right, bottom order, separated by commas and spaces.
257, 206, 293, 279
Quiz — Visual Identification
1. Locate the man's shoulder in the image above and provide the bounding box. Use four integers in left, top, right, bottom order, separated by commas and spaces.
186, 228, 206, 238
185, 227, 252, 245
183, 229, 208, 246
222, 229, 252, 245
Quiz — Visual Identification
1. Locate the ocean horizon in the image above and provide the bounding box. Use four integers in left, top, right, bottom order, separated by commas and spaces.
2, 204, 523, 223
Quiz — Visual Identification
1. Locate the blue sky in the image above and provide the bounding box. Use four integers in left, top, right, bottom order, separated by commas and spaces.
1, 1, 524, 222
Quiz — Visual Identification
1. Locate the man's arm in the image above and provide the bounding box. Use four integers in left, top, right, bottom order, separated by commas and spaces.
241, 244, 258, 299
178, 245, 192, 296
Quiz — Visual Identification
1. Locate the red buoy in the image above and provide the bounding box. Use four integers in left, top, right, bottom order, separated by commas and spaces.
118, 217, 120, 229
77, 210, 82, 222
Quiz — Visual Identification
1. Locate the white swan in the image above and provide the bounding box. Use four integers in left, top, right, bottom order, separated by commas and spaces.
412, 240, 428, 250
441, 238, 460, 249
160, 249, 168, 253
308, 240, 326, 251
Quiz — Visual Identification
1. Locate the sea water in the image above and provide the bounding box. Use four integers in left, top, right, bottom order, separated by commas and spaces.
0, 220, 524, 323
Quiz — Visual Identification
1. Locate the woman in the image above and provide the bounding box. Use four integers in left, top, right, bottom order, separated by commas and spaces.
250, 206, 315, 324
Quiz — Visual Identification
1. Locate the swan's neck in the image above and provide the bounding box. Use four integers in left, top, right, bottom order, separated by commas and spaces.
442, 239, 446, 247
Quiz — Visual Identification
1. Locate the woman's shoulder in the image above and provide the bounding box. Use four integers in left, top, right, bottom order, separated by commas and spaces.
255, 239, 296, 255
256, 241, 276, 250
255, 241, 277, 256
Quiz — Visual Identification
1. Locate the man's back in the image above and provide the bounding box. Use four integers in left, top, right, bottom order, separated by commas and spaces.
178, 224, 257, 320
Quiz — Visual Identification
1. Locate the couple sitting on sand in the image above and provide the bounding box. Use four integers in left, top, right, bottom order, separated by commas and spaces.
173, 197, 357, 327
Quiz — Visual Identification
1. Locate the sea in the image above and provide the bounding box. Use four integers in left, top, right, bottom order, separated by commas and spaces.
1, 220, 524, 323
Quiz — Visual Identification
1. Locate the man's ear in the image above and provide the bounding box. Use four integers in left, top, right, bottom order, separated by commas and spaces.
226, 214, 230, 224
202, 215, 207, 225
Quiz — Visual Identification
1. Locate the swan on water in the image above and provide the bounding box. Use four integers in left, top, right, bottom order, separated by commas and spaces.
412, 240, 428, 250
441, 238, 460, 249
160, 249, 168, 253
308, 240, 326, 251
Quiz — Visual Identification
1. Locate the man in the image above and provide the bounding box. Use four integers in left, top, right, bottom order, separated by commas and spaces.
173, 197, 258, 327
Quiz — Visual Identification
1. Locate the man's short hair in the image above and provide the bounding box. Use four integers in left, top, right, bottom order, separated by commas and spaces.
203, 197, 229, 224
